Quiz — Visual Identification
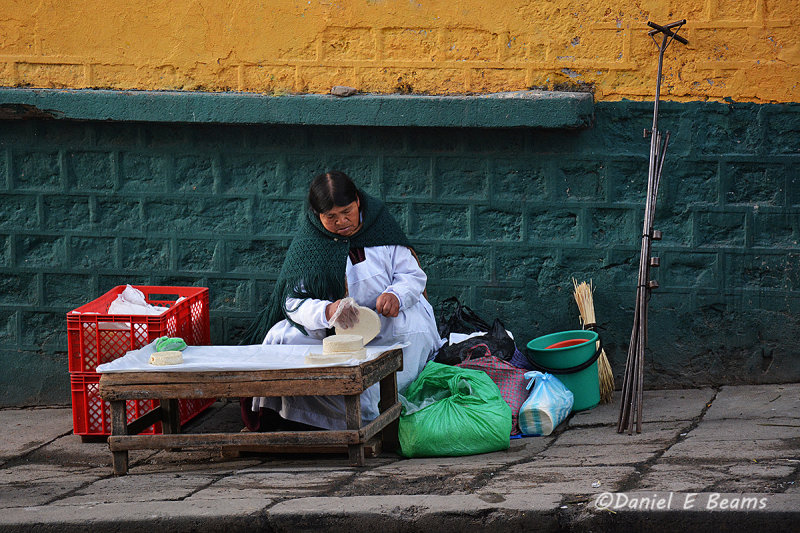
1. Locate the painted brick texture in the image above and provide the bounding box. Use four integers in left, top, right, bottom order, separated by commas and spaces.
1, 100, 799, 405
0, 1, 797, 104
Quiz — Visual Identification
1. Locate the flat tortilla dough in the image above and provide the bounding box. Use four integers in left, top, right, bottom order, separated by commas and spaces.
335, 305, 381, 344
148, 350, 184, 366
305, 348, 367, 365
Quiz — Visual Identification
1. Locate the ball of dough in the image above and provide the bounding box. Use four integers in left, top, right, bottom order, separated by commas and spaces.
148, 350, 184, 366
323, 334, 365, 353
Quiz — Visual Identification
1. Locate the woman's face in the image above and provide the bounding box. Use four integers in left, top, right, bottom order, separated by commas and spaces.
319, 199, 361, 236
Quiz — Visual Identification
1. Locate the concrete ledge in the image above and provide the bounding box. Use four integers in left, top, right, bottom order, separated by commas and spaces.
0, 499, 271, 533
5, 493, 794, 533
0, 88, 594, 128
267, 494, 563, 532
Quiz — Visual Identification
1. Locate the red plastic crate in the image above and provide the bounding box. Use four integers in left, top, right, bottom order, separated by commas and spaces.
70, 373, 216, 436
67, 285, 210, 373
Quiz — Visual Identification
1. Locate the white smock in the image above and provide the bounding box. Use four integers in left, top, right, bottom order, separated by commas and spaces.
253, 244, 443, 429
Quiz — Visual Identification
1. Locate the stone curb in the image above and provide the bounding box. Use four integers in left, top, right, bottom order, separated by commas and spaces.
2, 493, 798, 533
0, 499, 270, 533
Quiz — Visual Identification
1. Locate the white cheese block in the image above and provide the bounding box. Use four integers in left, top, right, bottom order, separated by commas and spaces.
335, 305, 381, 344
148, 350, 184, 366
322, 334, 364, 353
305, 348, 367, 365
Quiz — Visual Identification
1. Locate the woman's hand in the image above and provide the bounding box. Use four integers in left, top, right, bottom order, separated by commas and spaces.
375, 293, 400, 318
325, 299, 359, 328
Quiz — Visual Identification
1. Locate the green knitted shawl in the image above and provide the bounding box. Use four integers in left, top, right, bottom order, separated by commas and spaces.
241, 192, 411, 345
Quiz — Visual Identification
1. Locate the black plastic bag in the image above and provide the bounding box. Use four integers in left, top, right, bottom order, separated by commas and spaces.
438, 297, 491, 339
435, 318, 516, 365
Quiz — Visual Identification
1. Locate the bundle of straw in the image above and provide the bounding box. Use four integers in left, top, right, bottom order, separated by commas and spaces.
572, 279, 614, 403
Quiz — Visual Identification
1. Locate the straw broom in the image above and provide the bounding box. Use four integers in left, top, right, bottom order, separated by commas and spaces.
572, 279, 614, 403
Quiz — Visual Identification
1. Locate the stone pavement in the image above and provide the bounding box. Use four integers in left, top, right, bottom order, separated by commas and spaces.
1, 384, 798, 532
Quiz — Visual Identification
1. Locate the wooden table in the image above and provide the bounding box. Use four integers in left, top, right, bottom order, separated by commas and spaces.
98, 348, 403, 475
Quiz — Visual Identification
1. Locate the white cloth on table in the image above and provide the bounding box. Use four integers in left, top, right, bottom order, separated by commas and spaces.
254, 244, 444, 430
95, 340, 407, 373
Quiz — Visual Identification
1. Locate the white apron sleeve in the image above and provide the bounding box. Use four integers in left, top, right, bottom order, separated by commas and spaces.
384, 246, 427, 311
284, 296, 332, 331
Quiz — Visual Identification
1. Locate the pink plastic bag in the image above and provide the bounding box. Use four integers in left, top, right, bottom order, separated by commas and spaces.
457, 353, 528, 435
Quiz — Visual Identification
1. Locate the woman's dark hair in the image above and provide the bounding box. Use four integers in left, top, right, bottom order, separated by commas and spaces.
308, 171, 359, 214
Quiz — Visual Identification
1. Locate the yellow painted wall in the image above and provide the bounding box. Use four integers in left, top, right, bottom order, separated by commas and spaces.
1, 0, 797, 103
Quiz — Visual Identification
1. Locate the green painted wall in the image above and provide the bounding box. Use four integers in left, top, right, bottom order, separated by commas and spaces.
1, 99, 798, 406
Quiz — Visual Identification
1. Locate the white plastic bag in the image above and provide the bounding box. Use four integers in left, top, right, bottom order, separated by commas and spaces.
107, 285, 169, 315
518, 371, 574, 436
447, 329, 514, 346
328, 296, 360, 329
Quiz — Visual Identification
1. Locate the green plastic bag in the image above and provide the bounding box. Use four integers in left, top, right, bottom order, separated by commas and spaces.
398, 362, 512, 458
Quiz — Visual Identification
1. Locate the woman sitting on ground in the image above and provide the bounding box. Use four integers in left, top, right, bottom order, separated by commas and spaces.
241, 170, 442, 431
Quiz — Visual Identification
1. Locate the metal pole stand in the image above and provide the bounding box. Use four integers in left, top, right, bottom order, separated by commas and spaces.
618, 20, 688, 434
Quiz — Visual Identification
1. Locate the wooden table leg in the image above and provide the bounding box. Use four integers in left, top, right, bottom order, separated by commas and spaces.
161, 398, 181, 451
378, 371, 400, 451
344, 394, 364, 466
110, 400, 129, 476
161, 399, 180, 433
